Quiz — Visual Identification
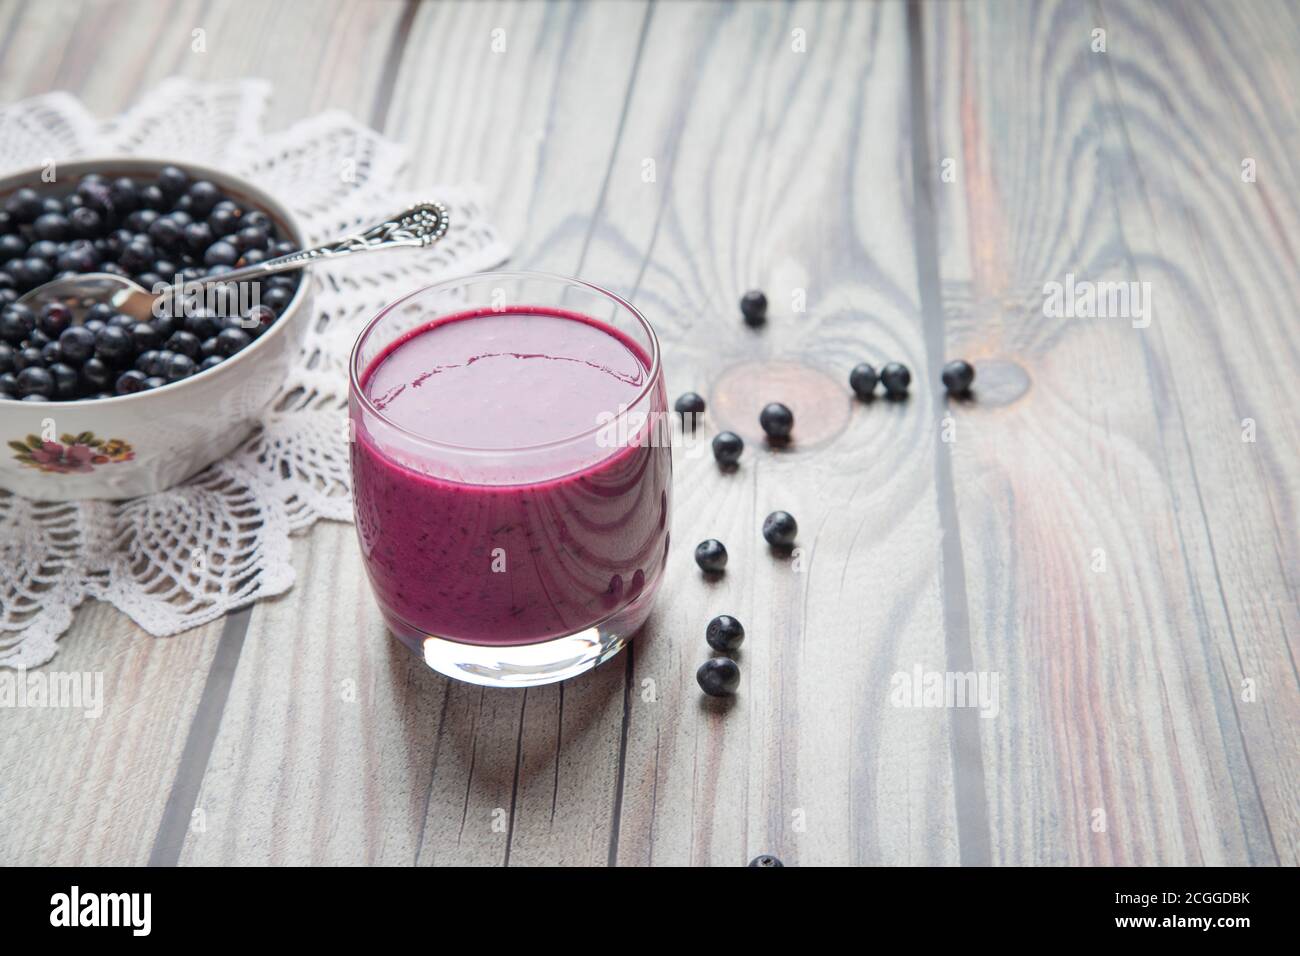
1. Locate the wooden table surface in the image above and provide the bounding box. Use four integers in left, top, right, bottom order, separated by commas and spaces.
1, 0, 1297, 867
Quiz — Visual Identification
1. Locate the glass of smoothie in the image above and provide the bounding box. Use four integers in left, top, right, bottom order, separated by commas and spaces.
349, 272, 672, 687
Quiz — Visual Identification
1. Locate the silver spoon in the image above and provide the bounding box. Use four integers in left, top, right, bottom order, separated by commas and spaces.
17, 201, 450, 322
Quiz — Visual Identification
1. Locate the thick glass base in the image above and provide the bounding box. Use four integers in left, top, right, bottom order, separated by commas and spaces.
386, 613, 636, 687
420, 627, 630, 687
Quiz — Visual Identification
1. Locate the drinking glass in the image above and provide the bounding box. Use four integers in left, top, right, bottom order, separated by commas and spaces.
349, 272, 671, 687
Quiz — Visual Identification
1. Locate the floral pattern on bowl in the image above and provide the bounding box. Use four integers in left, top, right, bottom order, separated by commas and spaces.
9, 433, 136, 475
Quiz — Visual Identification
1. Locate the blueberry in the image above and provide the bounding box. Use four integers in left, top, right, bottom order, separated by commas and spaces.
214, 326, 250, 357
114, 369, 148, 395
941, 359, 975, 395
119, 239, 155, 273
747, 855, 784, 868
184, 221, 213, 255
187, 181, 222, 217
14, 347, 43, 370
136, 349, 160, 374
208, 208, 239, 238
197, 355, 223, 373
32, 212, 69, 242
0, 342, 11, 373
696, 658, 740, 697
56, 242, 99, 273
27, 328, 50, 349
109, 177, 139, 213
151, 313, 176, 339
1, 306, 35, 344
3, 187, 43, 223
238, 248, 267, 267
849, 362, 878, 400
706, 614, 745, 652
0, 371, 16, 394
147, 215, 184, 251
694, 539, 728, 573
165, 330, 201, 359
15, 365, 54, 398
712, 431, 744, 466
165, 351, 195, 381
157, 165, 190, 200
260, 285, 293, 314
0, 234, 26, 263
762, 511, 798, 549
122, 210, 159, 233
139, 184, 167, 211
105, 228, 134, 257
18, 257, 52, 287
28, 240, 59, 263
204, 240, 238, 268
76, 179, 113, 216
143, 375, 167, 390
48, 362, 78, 399
58, 325, 95, 362
84, 302, 117, 324
130, 322, 161, 352
740, 289, 767, 326
675, 391, 705, 428
759, 402, 794, 441
236, 225, 267, 250
183, 310, 221, 339
38, 303, 72, 338
94, 325, 133, 363
880, 362, 910, 398
200, 336, 219, 358
41, 341, 62, 365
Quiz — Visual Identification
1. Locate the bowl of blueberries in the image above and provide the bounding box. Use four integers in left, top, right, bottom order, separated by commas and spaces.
0, 158, 312, 500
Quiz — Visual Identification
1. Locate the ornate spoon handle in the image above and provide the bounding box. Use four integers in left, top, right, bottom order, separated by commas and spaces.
168, 200, 450, 297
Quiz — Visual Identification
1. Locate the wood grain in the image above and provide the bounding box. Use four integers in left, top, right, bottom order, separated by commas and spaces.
0, 0, 411, 866
921, 0, 1299, 864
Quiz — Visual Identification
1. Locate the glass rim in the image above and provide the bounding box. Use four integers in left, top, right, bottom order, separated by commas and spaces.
348, 270, 663, 455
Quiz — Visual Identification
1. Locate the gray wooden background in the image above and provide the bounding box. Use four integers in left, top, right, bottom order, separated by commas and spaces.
1, 0, 1296, 866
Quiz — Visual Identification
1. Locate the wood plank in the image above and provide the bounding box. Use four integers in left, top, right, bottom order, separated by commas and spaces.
920, 0, 1299, 864
589, 0, 961, 867
179, 0, 654, 866
0, 0, 410, 865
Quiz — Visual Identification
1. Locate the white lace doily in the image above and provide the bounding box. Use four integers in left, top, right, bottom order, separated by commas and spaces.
0, 79, 511, 668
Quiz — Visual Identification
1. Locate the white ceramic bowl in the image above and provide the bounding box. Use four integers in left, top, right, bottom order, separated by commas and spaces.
0, 158, 311, 501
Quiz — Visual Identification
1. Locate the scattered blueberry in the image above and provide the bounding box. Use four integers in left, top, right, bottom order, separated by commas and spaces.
696, 658, 741, 697
747, 855, 784, 868
706, 615, 745, 652
941, 359, 975, 395
739, 289, 767, 326
712, 430, 744, 467
694, 539, 728, 573
762, 511, 798, 549
674, 391, 706, 428
759, 402, 794, 441
880, 362, 910, 399
849, 362, 878, 400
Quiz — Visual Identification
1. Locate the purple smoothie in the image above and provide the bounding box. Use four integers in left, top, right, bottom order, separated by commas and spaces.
351, 306, 671, 647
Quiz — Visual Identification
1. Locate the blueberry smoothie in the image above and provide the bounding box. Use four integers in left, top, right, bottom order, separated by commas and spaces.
351, 306, 671, 649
